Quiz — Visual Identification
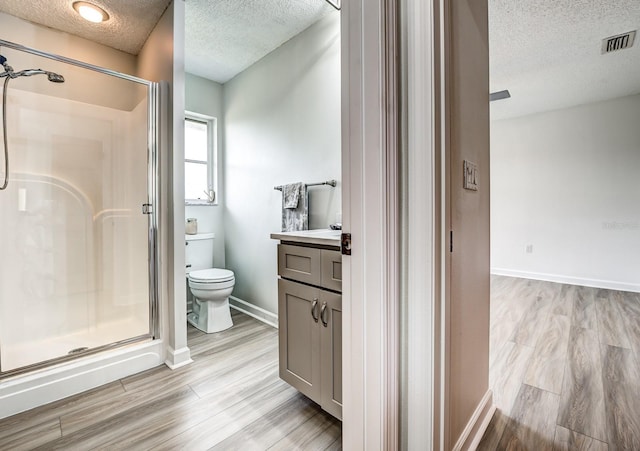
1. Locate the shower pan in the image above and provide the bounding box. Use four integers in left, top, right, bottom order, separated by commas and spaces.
0, 39, 159, 378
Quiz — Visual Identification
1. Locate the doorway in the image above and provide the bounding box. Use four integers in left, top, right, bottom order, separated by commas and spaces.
180, 0, 345, 446
483, 1, 640, 448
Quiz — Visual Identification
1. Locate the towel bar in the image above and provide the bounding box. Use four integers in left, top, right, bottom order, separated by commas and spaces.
274, 180, 337, 191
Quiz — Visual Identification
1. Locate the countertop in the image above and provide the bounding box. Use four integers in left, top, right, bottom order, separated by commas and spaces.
270, 229, 341, 246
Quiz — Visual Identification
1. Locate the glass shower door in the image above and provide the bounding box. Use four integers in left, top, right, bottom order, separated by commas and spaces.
0, 42, 157, 375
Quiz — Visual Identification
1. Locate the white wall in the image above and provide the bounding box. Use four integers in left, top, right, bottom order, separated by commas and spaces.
0, 12, 137, 75
223, 12, 341, 313
185, 73, 225, 268
0, 12, 143, 112
491, 94, 640, 291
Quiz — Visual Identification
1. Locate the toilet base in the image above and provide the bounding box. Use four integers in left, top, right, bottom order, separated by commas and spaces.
187, 298, 233, 333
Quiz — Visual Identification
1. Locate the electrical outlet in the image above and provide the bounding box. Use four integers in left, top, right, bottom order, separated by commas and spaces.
526, 244, 533, 254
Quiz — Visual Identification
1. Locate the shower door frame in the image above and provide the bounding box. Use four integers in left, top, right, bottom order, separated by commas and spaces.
0, 39, 160, 379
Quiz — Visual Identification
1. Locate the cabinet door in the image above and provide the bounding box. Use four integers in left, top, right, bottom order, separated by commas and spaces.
320, 291, 343, 420
278, 279, 321, 401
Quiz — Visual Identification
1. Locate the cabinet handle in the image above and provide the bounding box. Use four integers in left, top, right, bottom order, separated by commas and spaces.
320, 301, 328, 327
311, 299, 319, 322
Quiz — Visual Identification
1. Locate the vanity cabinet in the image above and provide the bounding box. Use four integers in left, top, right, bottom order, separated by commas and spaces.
276, 242, 342, 420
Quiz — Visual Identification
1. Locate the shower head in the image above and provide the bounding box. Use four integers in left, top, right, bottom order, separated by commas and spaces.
47, 72, 65, 83
11, 69, 65, 83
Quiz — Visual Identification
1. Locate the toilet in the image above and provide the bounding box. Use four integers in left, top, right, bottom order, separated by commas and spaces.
185, 233, 235, 333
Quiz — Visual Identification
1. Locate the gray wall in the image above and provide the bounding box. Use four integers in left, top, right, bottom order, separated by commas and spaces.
223, 12, 341, 314
491, 94, 640, 291
185, 73, 226, 268
448, 0, 491, 445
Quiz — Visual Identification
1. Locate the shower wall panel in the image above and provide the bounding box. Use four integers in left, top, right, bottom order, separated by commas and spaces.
0, 83, 150, 372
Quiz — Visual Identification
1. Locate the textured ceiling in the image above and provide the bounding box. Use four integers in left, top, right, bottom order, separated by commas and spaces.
0, 0, 171, 55
185, 0, 334, 83
1, 0, 636, 118
490, 0, 640, 120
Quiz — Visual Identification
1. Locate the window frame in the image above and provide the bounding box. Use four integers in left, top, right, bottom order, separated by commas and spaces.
184, 111, 217, 206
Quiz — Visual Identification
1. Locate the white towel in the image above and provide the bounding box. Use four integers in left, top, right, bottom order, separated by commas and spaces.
282, 182, 303, 209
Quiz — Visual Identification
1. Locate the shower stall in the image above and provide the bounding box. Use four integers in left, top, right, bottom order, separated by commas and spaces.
0, 40, 159, 378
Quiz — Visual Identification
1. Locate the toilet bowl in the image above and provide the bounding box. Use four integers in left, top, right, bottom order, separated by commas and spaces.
187, 268, 235, 333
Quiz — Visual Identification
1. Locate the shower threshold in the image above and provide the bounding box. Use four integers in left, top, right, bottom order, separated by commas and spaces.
1, 317, 149, 373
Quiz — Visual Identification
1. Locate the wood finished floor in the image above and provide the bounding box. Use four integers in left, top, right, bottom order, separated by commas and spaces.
0, 310, 342, 450
479, 276, 640, 451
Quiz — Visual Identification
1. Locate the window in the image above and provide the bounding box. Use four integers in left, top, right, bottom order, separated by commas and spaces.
184, 112, 217, 204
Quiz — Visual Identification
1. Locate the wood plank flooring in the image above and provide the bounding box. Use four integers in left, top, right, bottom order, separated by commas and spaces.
0, 310, 342, 450
479, 276, 640, 450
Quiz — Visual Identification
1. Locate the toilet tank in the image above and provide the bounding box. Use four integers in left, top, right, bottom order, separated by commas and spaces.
185, 233, 215, 274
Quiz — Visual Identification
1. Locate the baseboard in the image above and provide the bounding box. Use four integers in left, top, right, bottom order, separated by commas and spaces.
229, 296, 278, 329
164, 346, 193, 369
452, 390, 495, 451
491, 268, 640, 293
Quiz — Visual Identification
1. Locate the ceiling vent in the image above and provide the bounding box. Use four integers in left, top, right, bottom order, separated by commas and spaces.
602, 30, 636, 54
490, 90, 511, 102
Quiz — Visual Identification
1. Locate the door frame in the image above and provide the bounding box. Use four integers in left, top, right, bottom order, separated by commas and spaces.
341, 0, 403, 448
399, 0, 446, 448
400, 0, 493, 449
342, 0, 453, 449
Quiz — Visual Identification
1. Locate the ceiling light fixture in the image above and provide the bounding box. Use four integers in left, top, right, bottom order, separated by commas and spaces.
72, 1, 109, 23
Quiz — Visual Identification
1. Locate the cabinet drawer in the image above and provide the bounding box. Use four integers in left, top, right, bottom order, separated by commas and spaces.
278, 244, 321, 286
321, 250, 342, 292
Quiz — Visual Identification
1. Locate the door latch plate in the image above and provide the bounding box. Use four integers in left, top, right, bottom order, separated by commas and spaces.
341, 233, 351, 256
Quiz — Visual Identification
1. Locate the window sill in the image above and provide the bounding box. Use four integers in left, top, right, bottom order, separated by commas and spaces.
185, 200, 218, 207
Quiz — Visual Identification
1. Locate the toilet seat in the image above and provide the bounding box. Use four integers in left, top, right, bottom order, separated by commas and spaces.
189, 279, 235, 290
188, 268, 234, 283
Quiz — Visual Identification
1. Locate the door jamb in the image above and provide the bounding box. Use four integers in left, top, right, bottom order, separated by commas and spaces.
400, 0, 449, 448
341, 0, 402, 448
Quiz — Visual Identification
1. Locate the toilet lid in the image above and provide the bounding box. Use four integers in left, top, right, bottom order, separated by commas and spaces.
189, 268, 235, 283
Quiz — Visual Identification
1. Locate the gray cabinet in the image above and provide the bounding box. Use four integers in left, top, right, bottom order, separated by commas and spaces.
277, 243, 342, 420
